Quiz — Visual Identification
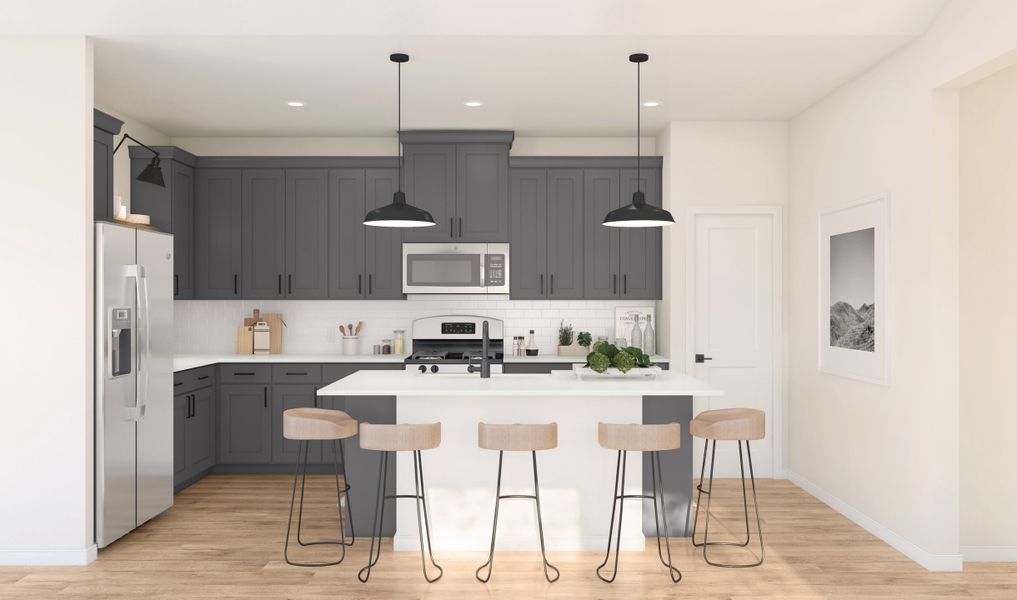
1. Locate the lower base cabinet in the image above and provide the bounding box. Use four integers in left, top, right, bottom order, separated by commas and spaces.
271, 384, 324, 464
174, 379, 217, 489
218, 384, 273, 464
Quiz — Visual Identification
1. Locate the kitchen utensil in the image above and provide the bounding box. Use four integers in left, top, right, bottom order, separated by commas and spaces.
354, 321, 363, 336
236, 325, 254, 354
244, 309, 261, 327
339, 324, 347, 336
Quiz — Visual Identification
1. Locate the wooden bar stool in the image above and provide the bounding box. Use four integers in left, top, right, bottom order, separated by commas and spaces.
689, 408, 765, 568
475, 422, 560, 584
282, 407, 358, 567
357, 422, 443, 583
596, 422, 683, 583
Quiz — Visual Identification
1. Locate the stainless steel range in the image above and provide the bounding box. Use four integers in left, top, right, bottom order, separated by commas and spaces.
405, 315, 504, 375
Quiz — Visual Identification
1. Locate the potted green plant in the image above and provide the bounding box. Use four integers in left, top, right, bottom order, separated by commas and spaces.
557, 322, 586, 356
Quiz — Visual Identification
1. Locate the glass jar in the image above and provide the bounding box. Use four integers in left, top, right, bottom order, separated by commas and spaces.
393, 330, 405, 355
381, 338, 392, 354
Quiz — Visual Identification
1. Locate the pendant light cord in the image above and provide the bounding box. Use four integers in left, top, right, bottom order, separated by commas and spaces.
398, 60, 403, 195
636, 59, 642, 196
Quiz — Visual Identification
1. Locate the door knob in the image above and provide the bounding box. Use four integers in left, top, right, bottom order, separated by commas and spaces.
695, 354, 713, 364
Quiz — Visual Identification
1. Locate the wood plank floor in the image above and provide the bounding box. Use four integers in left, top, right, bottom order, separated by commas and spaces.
1, 474, 1014, 599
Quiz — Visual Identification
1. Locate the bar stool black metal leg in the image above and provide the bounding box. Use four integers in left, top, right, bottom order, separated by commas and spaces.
412, 450, 443, 582
337, 439, 355, 545
293, 441, 353, 550
531, 451, 560, 583
693, 440, 765, 568
691, 438, 713, 547
596, 450, 627, 583
475, 451, 504, 583
284, 440, 347, 567
650, 451, 682, 583
358, 451, 389, 582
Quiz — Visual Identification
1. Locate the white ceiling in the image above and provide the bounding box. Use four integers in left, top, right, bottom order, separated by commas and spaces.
68, 0, 950, 137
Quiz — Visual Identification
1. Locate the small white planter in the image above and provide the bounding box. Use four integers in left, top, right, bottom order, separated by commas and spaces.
342, 336, 361, 355
572, 365, 662, 379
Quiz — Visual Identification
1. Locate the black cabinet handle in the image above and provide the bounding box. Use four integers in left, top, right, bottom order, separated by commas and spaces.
288, 274, 292, 294
458, 217, 463, 238
234, 274, 238, 295
313, 387, 318, 408
623, 274, 627, 295
191, 395, 196, 419
539, 274, 544, 295
450, 217, 454, 239
277, 274, 282, 295
612, 274, 617, 294
285, 371, 308, 376
263, 387, 268, 408
174, 274, 179, 297
368, 274, 373, 295
198, 375, 209, 381
174, 381, 183, 387
550, 274, 555, 296
358, 274, 362, 295
233, 371, 255, 376
186, 394, 192, 419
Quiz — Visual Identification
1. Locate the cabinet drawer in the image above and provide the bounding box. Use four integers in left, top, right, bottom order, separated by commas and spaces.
174, 366, 216, 395
271, 364, 322, 384
218, 363, 272, 383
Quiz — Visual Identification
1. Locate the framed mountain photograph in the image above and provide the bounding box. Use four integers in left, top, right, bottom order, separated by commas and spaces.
819, 193, 890, 384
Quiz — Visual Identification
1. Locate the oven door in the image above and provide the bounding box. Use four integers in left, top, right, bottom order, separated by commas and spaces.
403, 243, 487, 294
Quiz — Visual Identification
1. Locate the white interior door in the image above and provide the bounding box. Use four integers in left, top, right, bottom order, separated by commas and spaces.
688, 210, 779, 478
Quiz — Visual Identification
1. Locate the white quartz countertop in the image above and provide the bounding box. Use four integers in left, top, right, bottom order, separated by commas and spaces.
317, 369, 721, 397
503, 353, 668, 363
173, 353, 407, 372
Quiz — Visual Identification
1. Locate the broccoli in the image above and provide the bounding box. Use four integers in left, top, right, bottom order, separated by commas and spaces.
586, 352, 611, 373
612, 351, 636, 373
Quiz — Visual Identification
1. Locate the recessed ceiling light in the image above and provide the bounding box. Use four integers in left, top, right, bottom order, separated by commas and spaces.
463, 101, 484, 107
287, 101, 305, 107
642, 101, 661, 107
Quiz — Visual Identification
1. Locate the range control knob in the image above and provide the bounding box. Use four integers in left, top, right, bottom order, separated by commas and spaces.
418, 365, 427, 374
430, 365, 439, 373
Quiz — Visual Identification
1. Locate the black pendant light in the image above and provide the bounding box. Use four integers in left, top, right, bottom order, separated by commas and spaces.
113, 133, 166, 188
364, 53, 436, 228
603, 53, 675, 228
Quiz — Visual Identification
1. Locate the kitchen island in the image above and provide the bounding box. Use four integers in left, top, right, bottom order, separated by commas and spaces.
318, 369, 721, 552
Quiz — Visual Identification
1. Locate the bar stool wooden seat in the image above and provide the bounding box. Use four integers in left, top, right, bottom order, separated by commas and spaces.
596, 423, 683, 583
690, 408, 765, 568
357, 423, 443, 583
282, 408, 358, 568
475, 423, 560, 584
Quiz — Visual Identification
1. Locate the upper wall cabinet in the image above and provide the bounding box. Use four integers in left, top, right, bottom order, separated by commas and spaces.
195, 168, 243, 299
285, 170, 329, 299
131, 146, 197, 299
400, 131, 513, 243
93, 109, 123, 222
241, 169, 287, 298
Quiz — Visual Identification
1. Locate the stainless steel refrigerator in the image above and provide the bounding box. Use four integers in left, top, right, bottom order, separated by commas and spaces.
95, 222, 174, 548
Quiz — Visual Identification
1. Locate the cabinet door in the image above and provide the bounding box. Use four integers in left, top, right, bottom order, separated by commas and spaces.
546, 169, 585, 299
401, 144, 457, 242
271, 384, 324, 464
286, 169, 329, 299
618, 169, 662, 299
241, 169, 286, 299
195, 168, 242, 298
509, 169, 547, 299
186, 387, 216, 474
583, 169, 621, 298
218, 384, 272, 464
93, 130, 114, 221
171, 162, 195, 299
328, 169, 366, 299
456, 144, 509, 242
173, 394, 188, 485
365, 169, 405, 299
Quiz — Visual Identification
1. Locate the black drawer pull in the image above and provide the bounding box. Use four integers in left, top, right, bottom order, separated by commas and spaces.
263, 387, 268, 408
174, 381, 183, 387
233, 371, 256, 376
277, 274, 282, 294
285, 371, 308, 376
234, 274, 238, 295
198, 375, 210, 381
288, 274, 293, 294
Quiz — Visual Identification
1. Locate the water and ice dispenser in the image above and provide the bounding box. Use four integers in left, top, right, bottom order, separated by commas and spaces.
109, 307, 132, 378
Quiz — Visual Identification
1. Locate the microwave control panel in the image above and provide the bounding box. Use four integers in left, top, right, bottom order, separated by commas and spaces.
485, 254, 506, 286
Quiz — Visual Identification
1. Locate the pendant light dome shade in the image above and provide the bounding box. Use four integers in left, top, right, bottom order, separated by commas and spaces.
603, 53, 675, 228
363, 53, 436, 228
136, 158, 166, 188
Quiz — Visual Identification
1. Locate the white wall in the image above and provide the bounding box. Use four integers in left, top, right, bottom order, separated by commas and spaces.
958, 62, 1017, 561
95, 106, 169, 213
0, 35, 95, 565
787, 0, 1017, 572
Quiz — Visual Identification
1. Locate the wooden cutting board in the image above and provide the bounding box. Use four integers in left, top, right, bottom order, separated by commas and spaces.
236, 325, 254, 355
262, 313, 283, 354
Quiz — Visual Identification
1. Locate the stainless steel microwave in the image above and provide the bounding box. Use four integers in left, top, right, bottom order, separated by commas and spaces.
402, 243, 510, 294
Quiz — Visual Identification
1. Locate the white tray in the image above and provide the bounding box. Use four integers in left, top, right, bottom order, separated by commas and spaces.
572, 365, 662, 379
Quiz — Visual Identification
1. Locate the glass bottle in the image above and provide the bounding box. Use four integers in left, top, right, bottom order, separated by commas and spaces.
629, 315, 642, 350
393, 330, 405, 355
527, 329, 537, 353
643, 316, 655, 355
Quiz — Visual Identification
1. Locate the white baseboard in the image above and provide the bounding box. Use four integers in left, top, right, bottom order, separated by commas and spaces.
962, 546, 1017, 562
787, 470, 962, 572
0, 544, 97, 566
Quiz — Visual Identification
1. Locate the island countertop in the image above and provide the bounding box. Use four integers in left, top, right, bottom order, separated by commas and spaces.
317, 369, 722, 397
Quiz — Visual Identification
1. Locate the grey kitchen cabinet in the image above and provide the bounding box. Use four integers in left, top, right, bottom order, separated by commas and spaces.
285, 170, 329, 299
618, 168, 662, 299
328, 168, 404, 299
271, 384, 324, 465
195, 168, 243, 298
509, 169, 547, 299
456, 144, 510, 242
218, 384, 272, 464
583, 169, 622, 299
173, 393, 188, 482
241, 169, 286, 299
546, 169, 585, 298
130, 147, 197, 298
186, 386, 216, 475
401, 144, 457, 242
502, 362, 576, 374
93, 109, 123, 222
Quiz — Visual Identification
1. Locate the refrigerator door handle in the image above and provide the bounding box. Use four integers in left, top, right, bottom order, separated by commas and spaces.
124, 264, 149, 421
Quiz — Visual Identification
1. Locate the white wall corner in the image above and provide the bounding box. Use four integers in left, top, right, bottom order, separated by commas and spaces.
0, 545, 97, 566
788, 471, 962, 572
